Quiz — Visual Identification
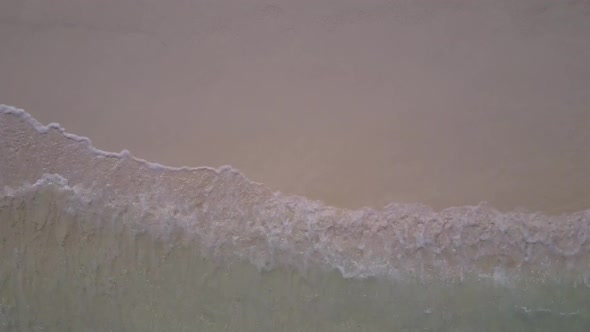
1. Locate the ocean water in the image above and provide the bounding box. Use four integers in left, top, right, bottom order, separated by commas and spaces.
1, 105, 589, 331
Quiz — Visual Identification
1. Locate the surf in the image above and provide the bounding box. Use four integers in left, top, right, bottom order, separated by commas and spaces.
1, 105, 590, 331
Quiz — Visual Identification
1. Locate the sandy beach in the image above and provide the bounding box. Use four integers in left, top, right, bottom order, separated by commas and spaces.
2, 2, 590, 329
2, 0, 589, 213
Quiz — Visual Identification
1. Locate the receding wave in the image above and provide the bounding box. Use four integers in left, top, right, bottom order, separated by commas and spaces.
1, 105, 590, 331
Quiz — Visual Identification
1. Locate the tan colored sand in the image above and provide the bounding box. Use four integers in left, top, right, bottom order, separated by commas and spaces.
1, 0, 589, 213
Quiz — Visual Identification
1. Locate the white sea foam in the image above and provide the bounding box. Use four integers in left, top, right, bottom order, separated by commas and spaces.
3, 104, 590, 331
1, 104, 590, 283
0, 104, 244, 175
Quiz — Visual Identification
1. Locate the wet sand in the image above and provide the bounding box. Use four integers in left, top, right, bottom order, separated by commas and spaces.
1, 0, 589, 213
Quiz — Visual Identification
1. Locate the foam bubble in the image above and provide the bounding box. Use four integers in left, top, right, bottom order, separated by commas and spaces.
1, 105, 590, 283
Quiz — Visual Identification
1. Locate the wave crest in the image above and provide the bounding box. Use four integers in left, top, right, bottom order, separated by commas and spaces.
1, 105, 590, 282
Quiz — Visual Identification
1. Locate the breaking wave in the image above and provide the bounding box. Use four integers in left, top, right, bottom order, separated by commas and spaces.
1, 104, 589, 330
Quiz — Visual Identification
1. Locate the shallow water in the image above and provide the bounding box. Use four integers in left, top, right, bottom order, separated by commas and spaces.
1, 182, 589, 331
1, 107, 590, 331
1, 1, 590, 330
